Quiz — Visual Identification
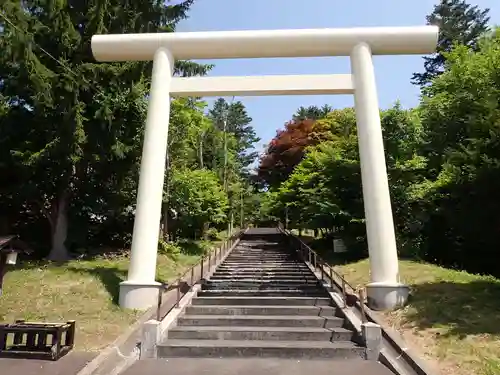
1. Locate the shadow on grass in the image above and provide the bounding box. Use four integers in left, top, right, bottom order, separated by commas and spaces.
406, 280, 500, 337
176, 240, 207, 256
291, 235, 368, 266
66, 266, 127, 305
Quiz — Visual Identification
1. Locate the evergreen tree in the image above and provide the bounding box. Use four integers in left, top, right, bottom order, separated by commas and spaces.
412, 0, 490, 86
0, 0, 210, 260
293, 104, 333, 121
208, 98, 260, 173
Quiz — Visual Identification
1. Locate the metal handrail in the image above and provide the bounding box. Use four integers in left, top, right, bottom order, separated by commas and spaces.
279, 227, 368, 320
155, 229, 244, 321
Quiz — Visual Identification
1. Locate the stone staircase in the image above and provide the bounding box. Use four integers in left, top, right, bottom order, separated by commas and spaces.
158, 229, 365, 359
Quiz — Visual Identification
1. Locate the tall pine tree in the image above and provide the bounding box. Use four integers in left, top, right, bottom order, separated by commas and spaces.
208, 98, 260, 174
412, 0, 490, 86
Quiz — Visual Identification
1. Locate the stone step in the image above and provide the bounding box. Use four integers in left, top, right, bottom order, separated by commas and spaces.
211, 273, 315, 278
191, 296, 333, 306
177, 315, 344, 328
167, 326, 354, 341
223, 260, 296, 263
206, 279, 320, 286
215, 268, 312, 273
217, 266, 310, 270
225, 255, 295, 258
157, 339, 364, 359
219, 266, 306, 270
229, 251, 290, 254
227, 254, 293, 257
202, 284, 323, 291
197, 290, 328, 297
220, 263, 304, 267
220, 262, 306, 265
213, 270, 312, 275
210, 275, 317, 281
206, 278, 320, 284
185, 304, 337, 316
222, 259, 301, 262
223, 256, 300, 259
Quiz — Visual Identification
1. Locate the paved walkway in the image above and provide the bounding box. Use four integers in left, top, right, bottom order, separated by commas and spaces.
122, 358, 394, 375
0, 351, 96, 375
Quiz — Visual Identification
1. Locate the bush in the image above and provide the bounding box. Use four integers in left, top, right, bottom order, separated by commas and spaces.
158, 239, 182, 259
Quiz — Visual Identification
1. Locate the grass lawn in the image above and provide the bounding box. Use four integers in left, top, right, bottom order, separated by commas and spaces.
0, 250, 203, 351
335, 258, 500, 375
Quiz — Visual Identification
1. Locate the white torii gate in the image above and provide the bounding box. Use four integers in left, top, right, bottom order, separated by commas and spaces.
91, 26, 438, 311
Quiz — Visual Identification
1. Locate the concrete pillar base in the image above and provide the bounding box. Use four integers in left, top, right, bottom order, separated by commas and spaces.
119, 280, 162, 310
366, 282, 409, 311
362, 322, 382, 360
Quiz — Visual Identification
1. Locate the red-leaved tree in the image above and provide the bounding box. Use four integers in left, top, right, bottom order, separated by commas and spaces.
257, 119, 330, 188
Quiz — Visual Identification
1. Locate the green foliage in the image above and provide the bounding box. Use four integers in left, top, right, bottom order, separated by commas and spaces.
293, 104, 333, 121
0, 0, 258, 259
262, 27, 500, 279
169, 168, 229, 238
258, 118, 332, 189
208, 98, 260, 175
412, 0, 490, 86
413, 28, 500, 275
158, 239, 182, 259
269, 105, 429, 256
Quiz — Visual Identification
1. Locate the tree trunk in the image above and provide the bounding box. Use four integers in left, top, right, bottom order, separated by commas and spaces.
162, 148, 171, 241
162, 202, 169, 241
199, 132, 204, 169
48, 192, 70, 261
203, 222, 209, 240
223, 119, 228, 191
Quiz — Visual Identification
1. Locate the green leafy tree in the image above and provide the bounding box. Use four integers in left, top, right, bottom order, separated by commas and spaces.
412, 0, 490, 86
293, 104, 333, 121
208, 98, 260, 174
0, 0, 210, 259
274, 105, 426, 254
416, 28, 500, 276
258, 110, 353, 189
169, 168, 228, 239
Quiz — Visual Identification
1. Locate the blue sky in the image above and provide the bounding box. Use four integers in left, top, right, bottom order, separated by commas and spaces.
178, 0, 500, 153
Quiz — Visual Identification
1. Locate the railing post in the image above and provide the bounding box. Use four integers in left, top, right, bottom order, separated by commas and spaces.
362, 322, 382, 361
342, 278, 347, 308
66, 321, 76, 348
156, 286, 163, 320
176, 278, 181, 308
13, 320, 24, 345
359, 288, 368, 323
0, 327, 6, 351
141, 320, 160, 359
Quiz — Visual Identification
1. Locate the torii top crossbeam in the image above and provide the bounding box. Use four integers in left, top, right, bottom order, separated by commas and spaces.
91, 26, 439, 62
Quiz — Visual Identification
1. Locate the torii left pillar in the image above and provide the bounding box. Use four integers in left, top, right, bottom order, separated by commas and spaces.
119, 48, 173, 309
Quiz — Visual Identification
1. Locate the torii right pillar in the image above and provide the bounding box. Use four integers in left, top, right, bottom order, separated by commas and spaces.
351, 42, 409, 310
